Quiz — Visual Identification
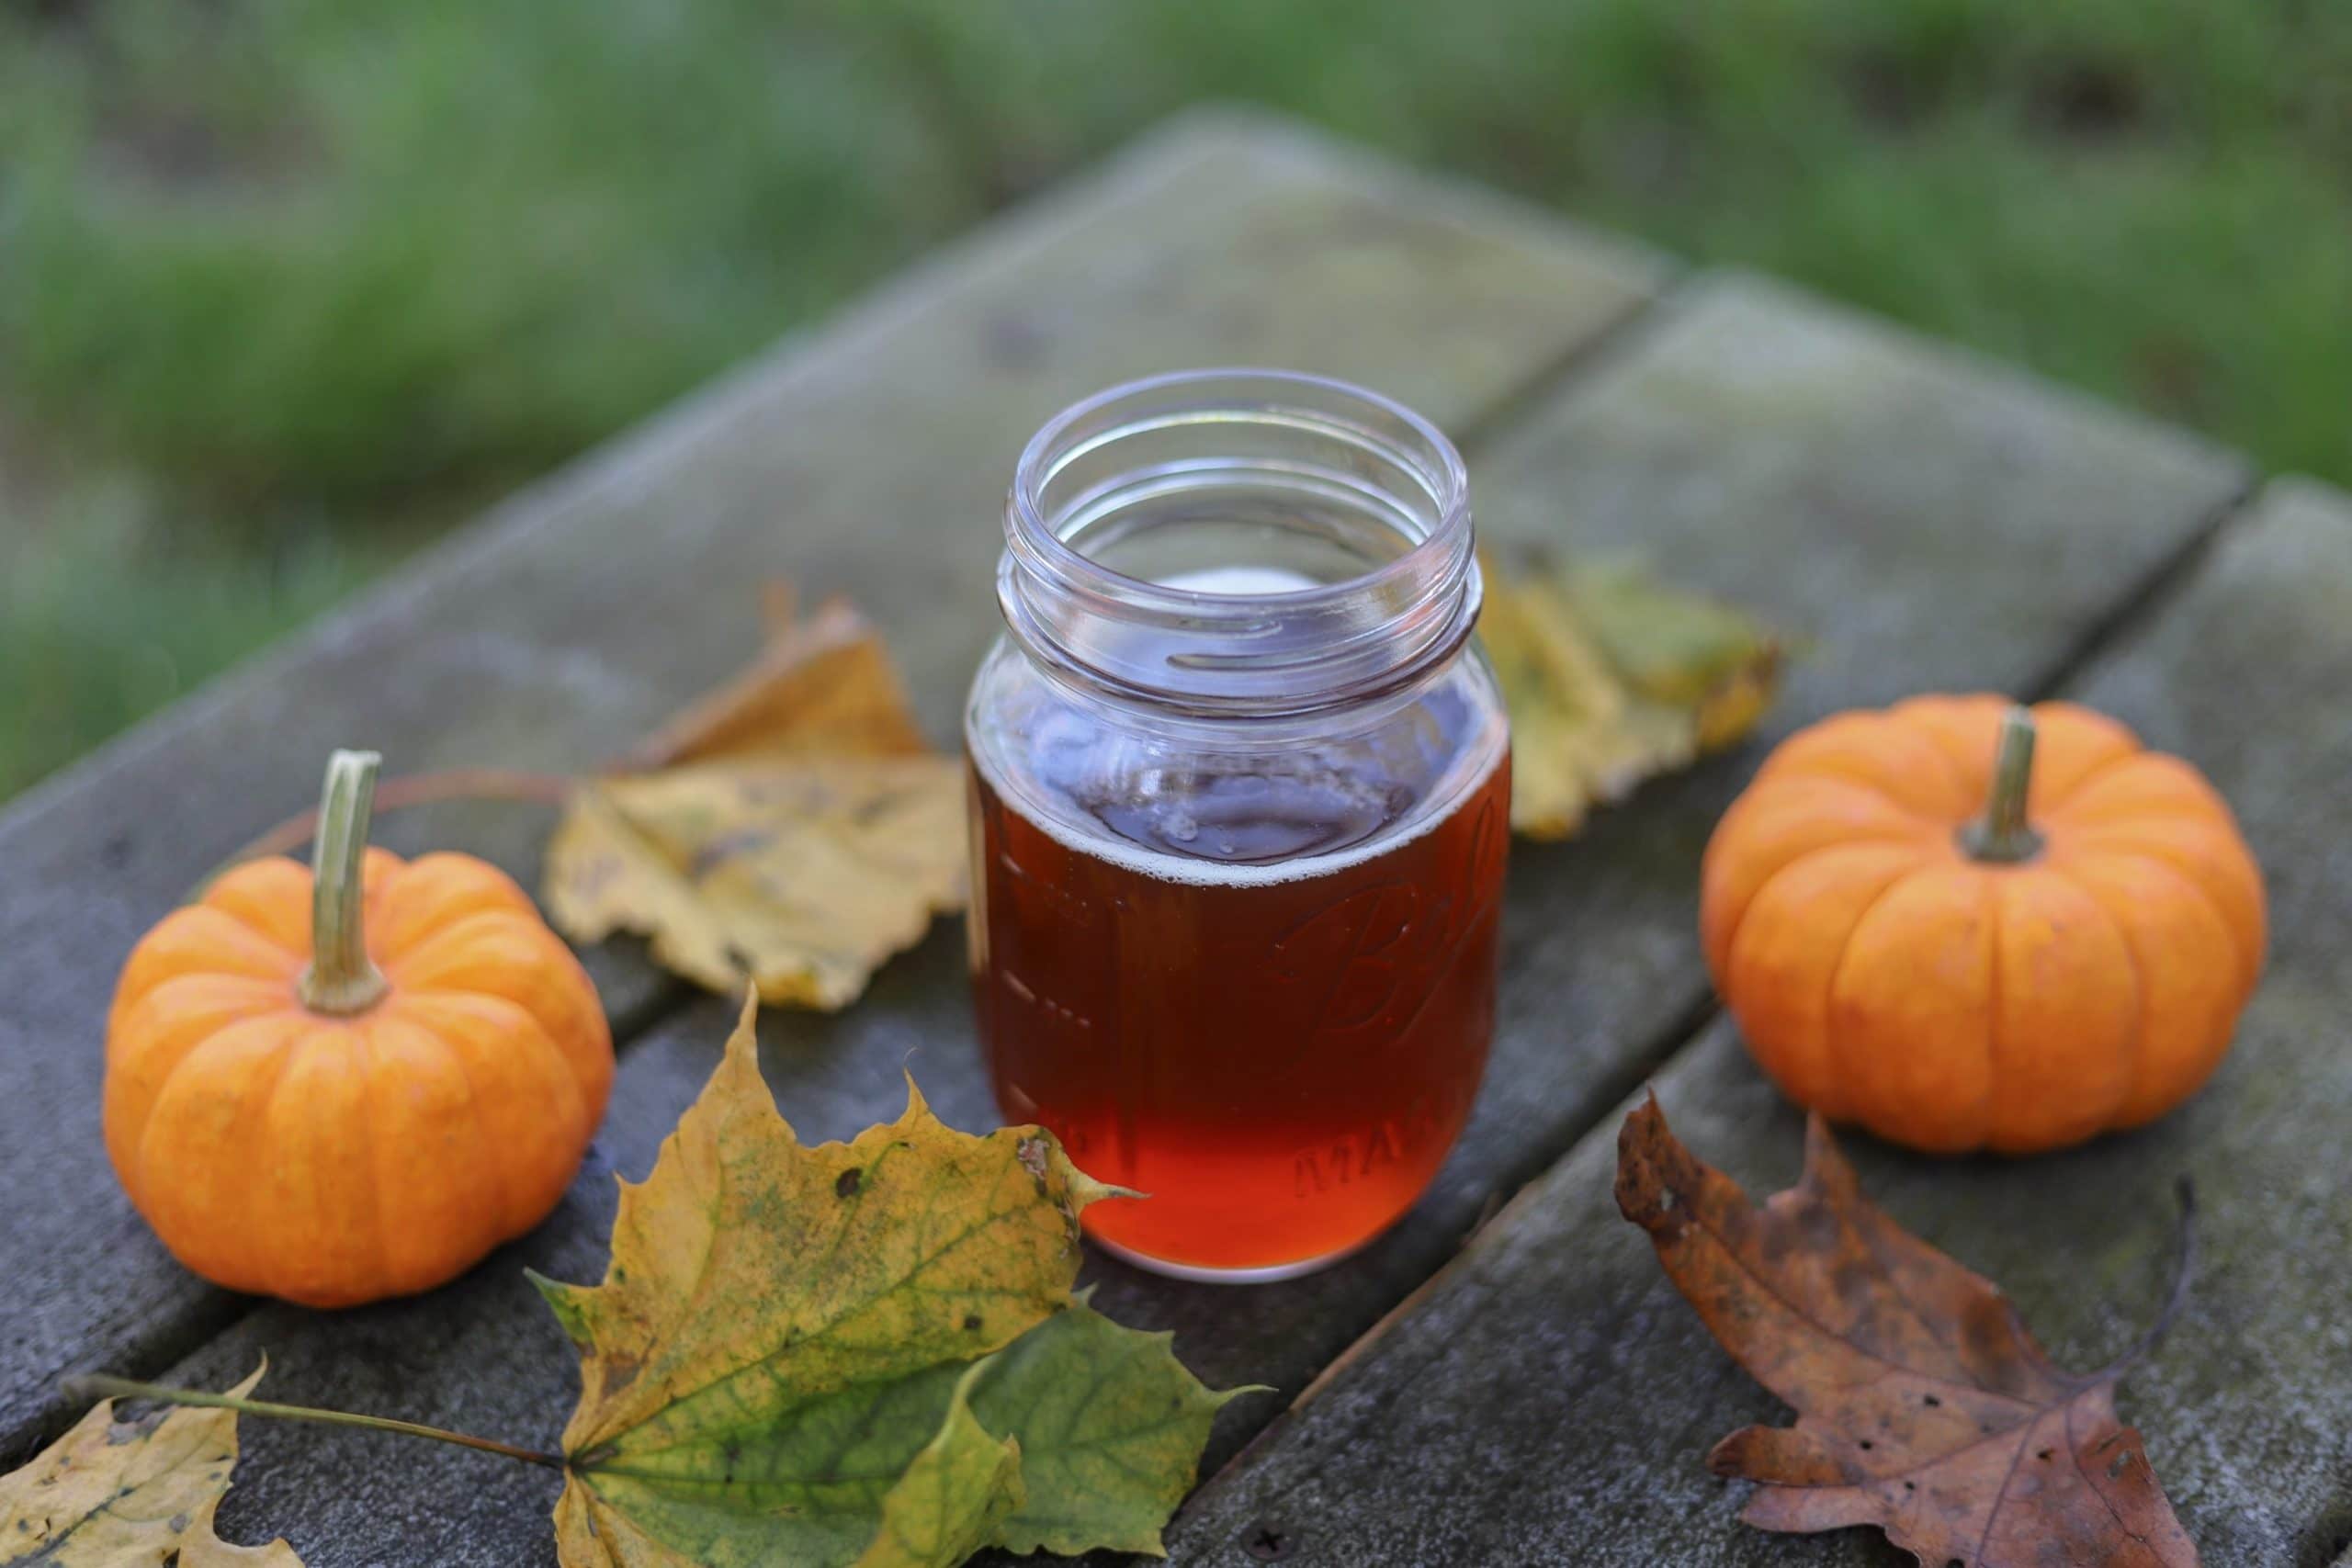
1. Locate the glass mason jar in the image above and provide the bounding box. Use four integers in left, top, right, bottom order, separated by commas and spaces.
965, 369, 1510, 1282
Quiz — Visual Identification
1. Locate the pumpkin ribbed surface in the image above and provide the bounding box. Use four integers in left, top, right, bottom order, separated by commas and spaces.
106, 844, 611, 1306
1701, 694, 2264, 1154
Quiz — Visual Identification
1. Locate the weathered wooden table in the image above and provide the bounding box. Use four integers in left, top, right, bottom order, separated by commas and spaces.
6, 111, 2346, 1566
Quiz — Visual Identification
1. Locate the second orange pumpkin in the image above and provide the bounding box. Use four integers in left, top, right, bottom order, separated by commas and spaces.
1701, 694, 2264, 1154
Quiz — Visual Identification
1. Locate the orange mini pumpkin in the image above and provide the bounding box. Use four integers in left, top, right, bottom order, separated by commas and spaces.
1702, 695, 2264, 1154
106, 750, 613, 1306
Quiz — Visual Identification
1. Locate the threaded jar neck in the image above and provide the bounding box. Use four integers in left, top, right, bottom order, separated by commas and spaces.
999, 368, 1477, 718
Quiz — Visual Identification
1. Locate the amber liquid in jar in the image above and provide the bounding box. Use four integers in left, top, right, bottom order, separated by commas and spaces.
971, 368, 1506, 1280
968, 685, 1509, 1278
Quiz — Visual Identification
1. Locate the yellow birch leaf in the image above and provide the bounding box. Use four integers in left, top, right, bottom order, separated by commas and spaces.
0, 1364, 302, 1566
543, 593, 967, 1010
1480, 551, 1783, 840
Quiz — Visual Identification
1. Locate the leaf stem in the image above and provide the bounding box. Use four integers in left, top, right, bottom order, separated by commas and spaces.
62, 1374, 567, 1472
195, 765, 578, 898
2092, 1175, 2198, 1380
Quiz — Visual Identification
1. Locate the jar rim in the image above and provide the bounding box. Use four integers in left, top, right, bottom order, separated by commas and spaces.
1001, 368, 1478, 716
1008, 367, 1470, 613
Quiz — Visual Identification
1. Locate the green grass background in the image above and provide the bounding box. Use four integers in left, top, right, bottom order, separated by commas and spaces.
4, 0, 2347, 800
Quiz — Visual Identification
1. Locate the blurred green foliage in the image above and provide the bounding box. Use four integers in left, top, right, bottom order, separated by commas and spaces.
4, 0, 2348, 798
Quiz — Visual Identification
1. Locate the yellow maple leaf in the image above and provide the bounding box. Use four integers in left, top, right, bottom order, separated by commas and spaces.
544, 594, 967, 1010
1480, 552, 1783, 840
0, 1364, 302, 1566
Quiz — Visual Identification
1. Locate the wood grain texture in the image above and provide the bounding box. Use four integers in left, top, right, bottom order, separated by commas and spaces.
170, 271, 2250, 1563
1168, 479, 2352, 1566
0, 109, 1664, 1474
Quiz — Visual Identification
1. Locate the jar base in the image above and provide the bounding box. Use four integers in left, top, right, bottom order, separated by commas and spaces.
1085, 1229, 1375, 1285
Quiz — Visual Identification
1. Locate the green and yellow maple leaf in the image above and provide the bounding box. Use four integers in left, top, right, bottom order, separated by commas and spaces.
535, 994, 1248, 1567
1480, 551, 1783, 840
0, 1364, 301, 1566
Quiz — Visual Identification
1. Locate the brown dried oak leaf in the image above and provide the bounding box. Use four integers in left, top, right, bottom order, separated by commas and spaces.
1616, 1098, 2196, 1567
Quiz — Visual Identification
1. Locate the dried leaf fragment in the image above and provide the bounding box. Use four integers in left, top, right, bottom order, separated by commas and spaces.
536, 995, 1247, 1568
616, 592, 931, 773
1616, 1097, 2197, 1567
0, 1363, 302, 1566
1480, 552, 1781, 840
544, 594, 966, 1010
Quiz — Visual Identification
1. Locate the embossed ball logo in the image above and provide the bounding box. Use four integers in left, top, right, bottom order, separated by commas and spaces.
1264, 797, 1506, 1074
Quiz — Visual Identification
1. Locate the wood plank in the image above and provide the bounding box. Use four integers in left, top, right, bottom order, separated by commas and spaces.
175, 274, 2247, 1563
1168, 478, 2352, 1565
0, 110, 1666, 1469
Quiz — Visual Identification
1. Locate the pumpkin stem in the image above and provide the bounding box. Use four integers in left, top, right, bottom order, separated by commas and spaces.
298, 749, 391, 1015
1960, 705, 2045, 864
62, 1374, 566, 1471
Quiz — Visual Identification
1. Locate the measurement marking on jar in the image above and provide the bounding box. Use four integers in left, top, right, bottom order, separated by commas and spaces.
1001, 968, 1092, 1032
998, 846, 1107, 925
